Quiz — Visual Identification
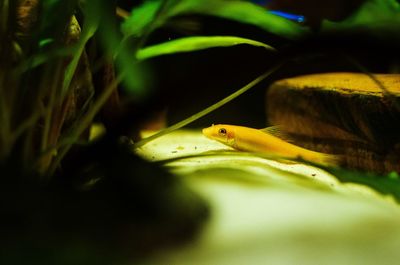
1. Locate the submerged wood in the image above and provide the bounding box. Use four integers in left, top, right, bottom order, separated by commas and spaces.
267, 72, 400, 173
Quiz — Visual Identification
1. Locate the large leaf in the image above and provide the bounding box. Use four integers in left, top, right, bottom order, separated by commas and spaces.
136, 35, 275, 60
122, 0, 309, 41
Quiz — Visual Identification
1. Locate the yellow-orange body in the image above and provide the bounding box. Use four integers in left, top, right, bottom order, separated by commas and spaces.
202, 124, 337, 165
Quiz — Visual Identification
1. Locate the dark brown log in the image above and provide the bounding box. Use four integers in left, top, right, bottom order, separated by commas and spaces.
267, 72, 400, 173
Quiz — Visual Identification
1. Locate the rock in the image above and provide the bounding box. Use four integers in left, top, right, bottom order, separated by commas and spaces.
267, 72, 400, 173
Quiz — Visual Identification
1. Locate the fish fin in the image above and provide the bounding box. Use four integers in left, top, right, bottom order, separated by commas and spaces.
317, 153, 342, 167
260, 126, 294, 143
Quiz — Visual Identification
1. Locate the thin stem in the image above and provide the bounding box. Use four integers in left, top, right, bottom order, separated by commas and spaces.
0, 74, 10, 159
41, 62, 63, 152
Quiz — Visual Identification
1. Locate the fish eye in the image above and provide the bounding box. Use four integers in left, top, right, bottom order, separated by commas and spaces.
218, 128, 227, 136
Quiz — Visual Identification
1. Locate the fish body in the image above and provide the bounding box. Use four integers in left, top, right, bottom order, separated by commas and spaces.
202, 124, 338, 166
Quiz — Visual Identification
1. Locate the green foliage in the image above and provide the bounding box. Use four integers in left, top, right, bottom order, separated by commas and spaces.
136, 35, 275, 60
321, 0, 400, 42
118, 0, 301, 99
1, 0, 296, 176
122, 0, 309, 41
0, 0, 142, 175
119, 0, 306, 96
121, 0, 165, 37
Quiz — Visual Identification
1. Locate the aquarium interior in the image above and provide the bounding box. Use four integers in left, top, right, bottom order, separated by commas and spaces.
1, 0, 400, 264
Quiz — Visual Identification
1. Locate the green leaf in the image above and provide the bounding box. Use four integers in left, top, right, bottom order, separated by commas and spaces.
321, 0, 400, 42
136, 35, 275, 60
323, 166, 400, 203
102, 26, 150, 99
121, 0, 163, 37
38, 38, 54, 48
122, 0, 309, 40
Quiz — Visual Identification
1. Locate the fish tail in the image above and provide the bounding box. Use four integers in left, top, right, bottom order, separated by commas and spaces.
316, 153, 341, 167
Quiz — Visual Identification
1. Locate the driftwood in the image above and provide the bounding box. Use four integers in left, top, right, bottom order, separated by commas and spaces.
267, 72, 400, 173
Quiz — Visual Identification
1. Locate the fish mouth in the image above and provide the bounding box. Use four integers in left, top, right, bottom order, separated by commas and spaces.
202, 127, 212, 138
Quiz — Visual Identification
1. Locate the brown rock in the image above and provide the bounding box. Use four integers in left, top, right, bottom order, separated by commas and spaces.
267, 72, 400, 173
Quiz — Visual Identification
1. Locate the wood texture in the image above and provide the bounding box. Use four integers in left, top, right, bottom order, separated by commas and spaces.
267, 72, 400, 173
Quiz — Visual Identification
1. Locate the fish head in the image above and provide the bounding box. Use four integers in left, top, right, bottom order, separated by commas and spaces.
202, 124, 236, 147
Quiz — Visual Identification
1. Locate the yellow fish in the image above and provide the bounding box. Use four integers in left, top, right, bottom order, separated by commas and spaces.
202, 124, 339, 166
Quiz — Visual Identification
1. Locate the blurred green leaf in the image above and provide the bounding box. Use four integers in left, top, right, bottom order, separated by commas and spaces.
324, 167, 400, 203
121, 0, 164, 37
321, 0, 400, 42
97, 3, 151, 99
136, 35, 275, 60
122, 0, 309, 41
116, 58, 151, 98
38, 38, 54, 48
